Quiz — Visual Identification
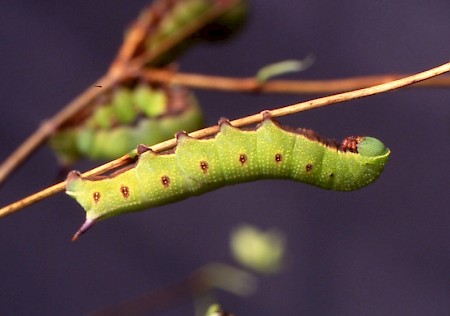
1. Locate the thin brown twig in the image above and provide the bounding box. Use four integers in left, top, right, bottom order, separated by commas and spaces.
0, 61, 448, 219
0, 1, 237, 186
139, 68, 450, 94
0, 74, 115, 186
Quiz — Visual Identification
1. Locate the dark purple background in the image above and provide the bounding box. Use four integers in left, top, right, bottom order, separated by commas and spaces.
0, 1, 449, 315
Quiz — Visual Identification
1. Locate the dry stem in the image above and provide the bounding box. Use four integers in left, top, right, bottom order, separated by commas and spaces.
0, 61, 448, 219
139, 68, 450, 94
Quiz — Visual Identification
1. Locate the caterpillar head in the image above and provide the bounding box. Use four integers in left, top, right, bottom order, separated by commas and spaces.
356, 137, 389, 157
341, 136, 389, 157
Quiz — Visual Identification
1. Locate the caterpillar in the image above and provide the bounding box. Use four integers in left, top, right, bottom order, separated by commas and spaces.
66, 112, 390, 240
134, 0, 248, 67
49, 84, 203, 164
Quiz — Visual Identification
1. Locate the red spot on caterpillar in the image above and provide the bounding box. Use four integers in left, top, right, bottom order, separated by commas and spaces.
200, 161, 209, 173
341, 136, 362, 153
239, 154, 247, 165
93, 192, 101, 203
120, 185, 130, 198
275, 153, 282, 163
161, 176, 170, 187
306, 164, 313, 172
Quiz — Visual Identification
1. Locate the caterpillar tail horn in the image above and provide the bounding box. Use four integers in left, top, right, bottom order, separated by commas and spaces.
72, 218, 96, 241
67, 171, 98, 241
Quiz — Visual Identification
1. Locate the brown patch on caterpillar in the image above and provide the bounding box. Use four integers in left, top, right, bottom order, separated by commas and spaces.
137, 144, 153, 155
257, 111, 345, 152
275, 153, 282, 163
239, 154, 248, 165
66, 170, 82, 186
306, 164, 313, 172
261, 110, 273, 121
175, 130, 191, 141
161, 175, 170, 187
277, 124, 365, 154
175, 131, 188, 137
341, 136, 363, 153
120, 185, 130, 198
329, 173, 334, 178
218, 117, 233, 129
93, 192, 101, 203
296, 128, 342, 151
200, 161, 209, 173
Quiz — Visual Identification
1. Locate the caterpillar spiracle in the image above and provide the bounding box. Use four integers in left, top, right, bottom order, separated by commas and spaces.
66, 112, 390, 240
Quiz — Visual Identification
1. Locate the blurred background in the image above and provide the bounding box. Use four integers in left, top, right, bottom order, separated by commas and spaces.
0, 1, 449, 315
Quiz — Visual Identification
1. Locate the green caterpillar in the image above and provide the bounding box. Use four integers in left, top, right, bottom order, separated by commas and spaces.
66, 112, 390, 240
137, 0, 248, 67
49, 84, 203, 164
